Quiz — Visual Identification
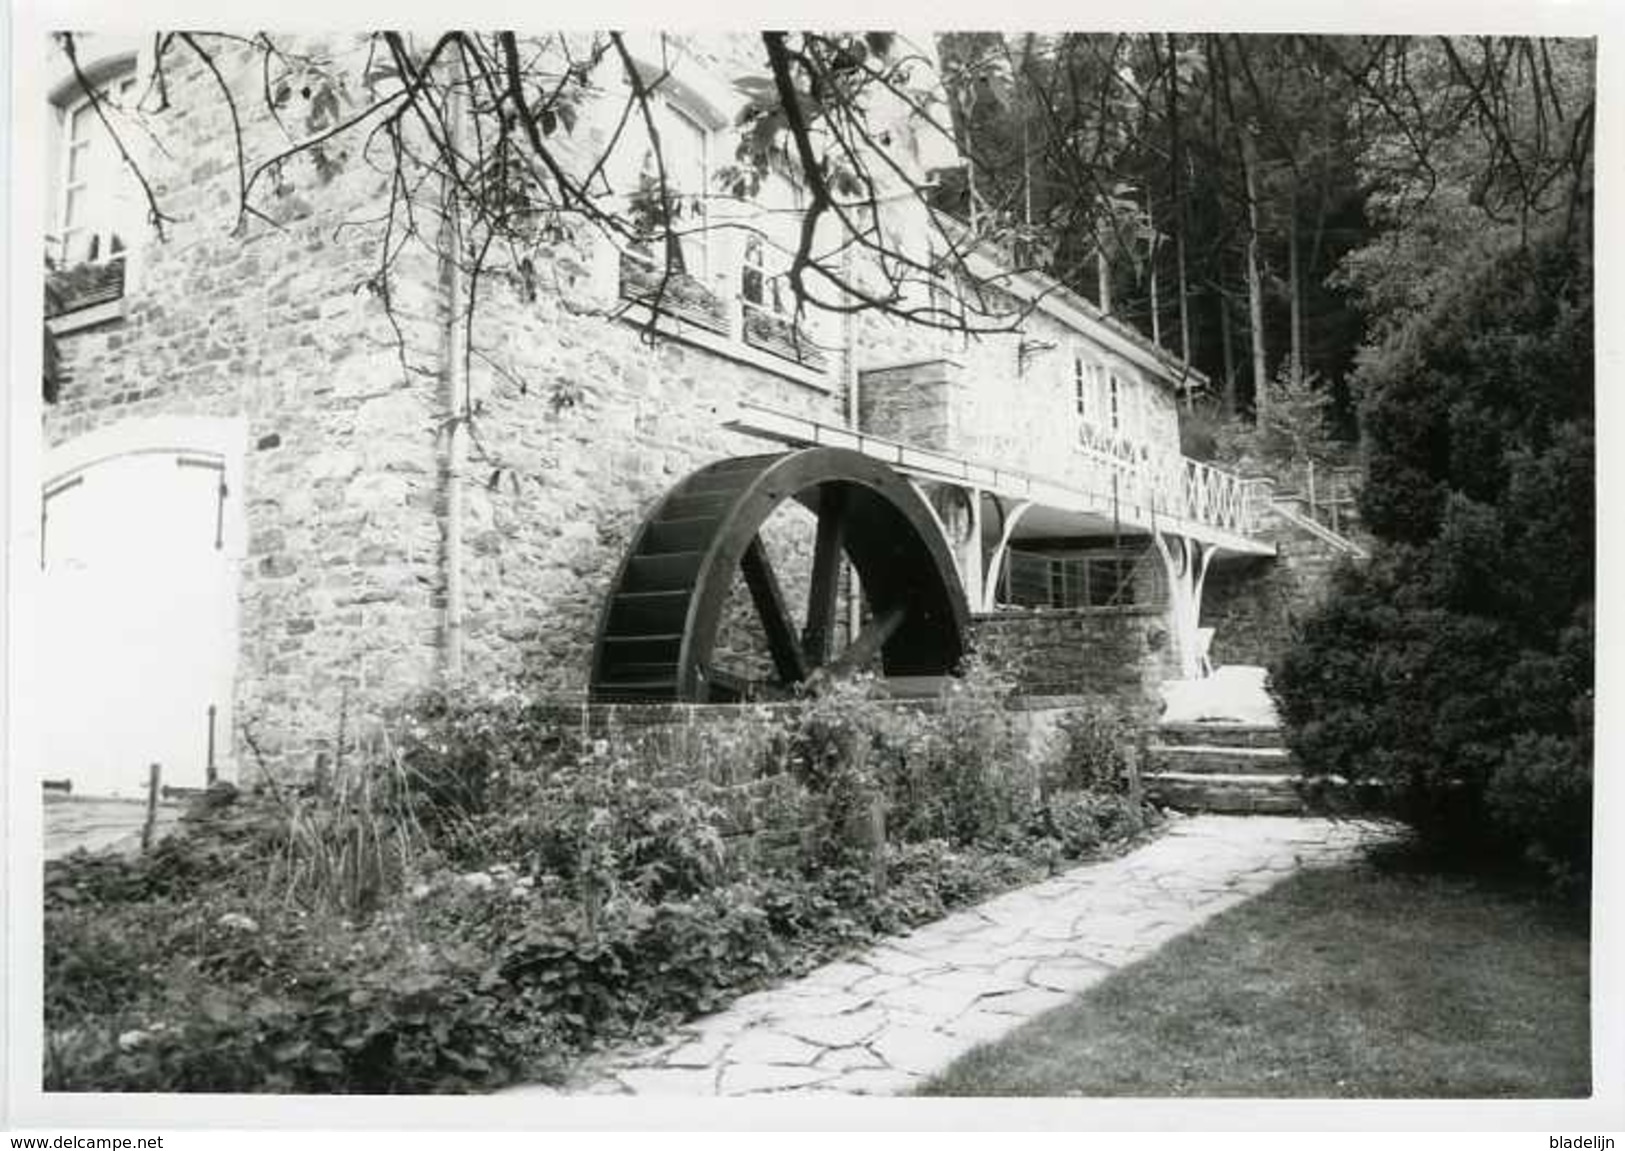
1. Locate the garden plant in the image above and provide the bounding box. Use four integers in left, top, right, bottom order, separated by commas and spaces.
43, 664, 1158, 1093
1271, 223, 1593, 893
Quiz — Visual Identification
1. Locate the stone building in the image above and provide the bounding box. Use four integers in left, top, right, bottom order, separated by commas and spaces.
35, 32, 1348, 798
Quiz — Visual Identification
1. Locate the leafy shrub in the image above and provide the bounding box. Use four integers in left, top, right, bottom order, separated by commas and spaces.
874, 841, 1043, 929
392, 688, 569, 840
917, 658, 1035, 845
1272, 225, 1592, 891
47, 903, 562, 1093
1036, 791, 1150, 859
787, 675, 895, 867
812, 656, 1040, 851
1485, 732, 1592, 895
1049, 706, 1143, 793
45, 670, 1160, 1093
522, 749, 729, 907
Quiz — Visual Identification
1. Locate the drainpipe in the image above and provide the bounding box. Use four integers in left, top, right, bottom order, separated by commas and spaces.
843, 246, 862, 644
440, 54, 468, 679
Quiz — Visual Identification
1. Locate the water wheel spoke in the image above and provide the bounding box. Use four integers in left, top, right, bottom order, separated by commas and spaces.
802, 485, 847, 668
740, 535, 810, 686
820, 606, 907, 679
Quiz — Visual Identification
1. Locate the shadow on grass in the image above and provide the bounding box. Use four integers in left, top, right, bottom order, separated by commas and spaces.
916, 853, 1591, 1098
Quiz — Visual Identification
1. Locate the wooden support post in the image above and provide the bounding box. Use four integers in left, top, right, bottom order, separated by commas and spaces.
205, 704, 218, 786
141, 763, 161, 852
865, 789, 887, 889
836, 737, 885, 888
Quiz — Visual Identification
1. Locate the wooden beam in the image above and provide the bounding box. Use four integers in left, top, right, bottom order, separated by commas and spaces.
741, 536, 810, 686
801, 486, 846, 667
818, 606, 907, 680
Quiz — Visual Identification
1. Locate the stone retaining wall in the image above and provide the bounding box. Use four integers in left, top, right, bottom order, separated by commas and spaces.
971, 609, 1177, 721
477, 693, 1121, 859
1201, 503, 1360, 670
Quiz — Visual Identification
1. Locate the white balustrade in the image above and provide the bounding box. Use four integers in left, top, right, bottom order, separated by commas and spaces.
1070, 431, 1259, 537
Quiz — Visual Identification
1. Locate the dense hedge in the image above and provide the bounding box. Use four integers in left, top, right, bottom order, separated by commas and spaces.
45, 670, 1158, 1093
1271, 225, 1593, 891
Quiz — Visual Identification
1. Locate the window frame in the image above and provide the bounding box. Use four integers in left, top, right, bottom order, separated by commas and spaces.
51, 68, 139, 272
657, 99, 714, 280
46, 47, 144, 331
616, 83, 836, 389
1004, 547, 1147, 612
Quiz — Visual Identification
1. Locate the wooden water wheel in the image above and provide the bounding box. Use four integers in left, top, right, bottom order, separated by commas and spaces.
589, 447, 969, 702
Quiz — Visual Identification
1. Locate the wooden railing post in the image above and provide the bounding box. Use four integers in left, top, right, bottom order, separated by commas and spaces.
141, 763, 161, 852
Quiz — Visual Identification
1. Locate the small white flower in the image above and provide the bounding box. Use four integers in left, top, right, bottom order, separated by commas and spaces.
118, 1029, 149, 1051
461, 871, 494, 890
217, 912, 260, 934
409, 882, 432, 900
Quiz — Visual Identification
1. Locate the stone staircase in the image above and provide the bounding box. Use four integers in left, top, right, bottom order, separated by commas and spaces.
1144, 721, 1308, 815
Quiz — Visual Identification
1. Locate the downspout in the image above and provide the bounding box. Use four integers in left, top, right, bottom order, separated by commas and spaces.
440, 55, 468, 679
843, 244, 862, 644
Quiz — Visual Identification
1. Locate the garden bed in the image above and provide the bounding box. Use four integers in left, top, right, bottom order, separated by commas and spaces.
44, 669, 1163, 1093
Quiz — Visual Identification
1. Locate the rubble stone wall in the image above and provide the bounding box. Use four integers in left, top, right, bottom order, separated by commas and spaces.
1201, 505, 1358, 671
971, 608, 1178, 721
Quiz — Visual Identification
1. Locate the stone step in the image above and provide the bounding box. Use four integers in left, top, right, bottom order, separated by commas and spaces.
1154, 721, 1284, 749
1148, 744, 1292, 776
1143, 771, 1307, 816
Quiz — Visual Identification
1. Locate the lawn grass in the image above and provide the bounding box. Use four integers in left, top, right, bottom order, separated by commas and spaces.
918, 854, 1590, 1098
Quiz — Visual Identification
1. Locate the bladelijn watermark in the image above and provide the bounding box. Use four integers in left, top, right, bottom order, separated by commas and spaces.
1550, 1138, 1617, 1150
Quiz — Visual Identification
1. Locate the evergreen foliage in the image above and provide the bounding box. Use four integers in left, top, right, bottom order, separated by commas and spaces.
1271, 225, 1593, 890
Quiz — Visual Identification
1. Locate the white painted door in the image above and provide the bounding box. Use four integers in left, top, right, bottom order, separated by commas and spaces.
41, 449, 236, 798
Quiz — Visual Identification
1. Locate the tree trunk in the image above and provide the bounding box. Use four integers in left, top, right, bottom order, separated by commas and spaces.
1289, 183, 1304, 387
1097, 246, 1112, 313
1219, 281, 1238, 417
1239, 124, 1269, 423
1165, 33, 1193, 368
1147, 186, 1161, 348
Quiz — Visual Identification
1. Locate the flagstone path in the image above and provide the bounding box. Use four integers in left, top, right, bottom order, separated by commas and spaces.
509, 813, 1397, 1098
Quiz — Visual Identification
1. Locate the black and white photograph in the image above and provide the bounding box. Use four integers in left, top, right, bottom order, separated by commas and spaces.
3, 5, 1618, 1140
